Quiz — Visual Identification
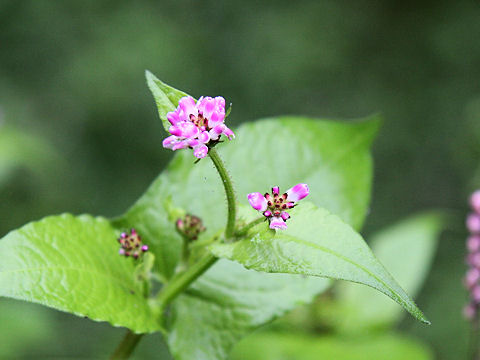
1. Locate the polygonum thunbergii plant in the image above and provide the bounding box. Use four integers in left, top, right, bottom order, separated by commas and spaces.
0, 71, 430, 360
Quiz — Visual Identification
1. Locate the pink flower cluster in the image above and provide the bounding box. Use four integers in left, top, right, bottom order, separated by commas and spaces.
464, 190, 480, 319
162, 96, 235, 159
248, 184, 309, 230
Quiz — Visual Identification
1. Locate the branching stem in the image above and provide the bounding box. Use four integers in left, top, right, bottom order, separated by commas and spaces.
110, 146, 238, 359
235, 217, 265, 237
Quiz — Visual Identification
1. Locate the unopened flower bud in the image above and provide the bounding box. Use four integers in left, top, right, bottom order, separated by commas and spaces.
117, 228, 149, 260
176, 214, 206, 241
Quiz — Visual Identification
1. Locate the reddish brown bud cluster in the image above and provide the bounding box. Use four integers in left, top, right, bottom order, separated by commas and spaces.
176, 214, 206, 241
118, 228, 149, 259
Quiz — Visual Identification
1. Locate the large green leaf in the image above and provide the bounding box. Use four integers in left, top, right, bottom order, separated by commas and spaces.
115, 116, 380, 359
0, 214, 161, 333
145, 71, 190, 132
334, 211, 444, 332
230, 332, 433, 360
210, 202, 428, 324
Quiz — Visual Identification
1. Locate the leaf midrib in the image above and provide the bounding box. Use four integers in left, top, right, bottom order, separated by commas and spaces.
271, 233, 409, 311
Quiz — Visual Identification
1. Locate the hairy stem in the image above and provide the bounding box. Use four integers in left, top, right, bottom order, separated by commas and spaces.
235, 217, 265, 237
208, 147, 237, 238
109, 330, 144, 360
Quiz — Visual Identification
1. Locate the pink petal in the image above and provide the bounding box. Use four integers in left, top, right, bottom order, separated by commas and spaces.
286, 183, 309, 202
167, 110, 181, 125
198, 130, 210, 143
215, 96, 225, 109
179, 121, 199, 138
281, 212, 290, 221
188, 139, 200, 147
169, 125, 183, 137
209, 111, 222, 126
172, 139, 189, 151
179, 96, 197, 117
223, 126, 235, 140
269, 216, 287, 230
197, 96, 215, 119
247, 192, 268, 212
162, 135, 179, 149
193, 144, 208, 159
209, 124, 225, 140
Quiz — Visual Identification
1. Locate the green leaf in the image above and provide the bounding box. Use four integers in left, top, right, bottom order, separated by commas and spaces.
334, 211, 445, 332
115, 115, 380, 358
145, 70, 190, 132
230, 332, 433, 360
0, 214, 161, 333
210, 202, 429, 324
168, 261, 329, 360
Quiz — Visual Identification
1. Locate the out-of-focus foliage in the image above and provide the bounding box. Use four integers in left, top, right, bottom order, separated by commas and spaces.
0, 0, 478, 358
335, 212, 446, 332
0, 300, 54, 358
0, 125, 59, 187
230, 332, 433, 360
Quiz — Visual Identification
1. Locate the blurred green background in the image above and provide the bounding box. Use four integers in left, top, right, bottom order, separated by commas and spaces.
0, 0, 479, 358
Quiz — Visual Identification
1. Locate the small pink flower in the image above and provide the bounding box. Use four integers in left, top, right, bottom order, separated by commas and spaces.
247, 184, 309, 230
472, 285, 480, 303
467, 213, 480, 234
465, 268, 480, 288
464, 303, 476, 320
471, 190, 480, 214
468, 235, 480, 253
163, 96, 234, 159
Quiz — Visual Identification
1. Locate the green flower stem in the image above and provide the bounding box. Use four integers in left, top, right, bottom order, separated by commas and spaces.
235, 217, 265, 237
109, 330, 144, 360
208, 147, 237, 238
157, 253, 218, 312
